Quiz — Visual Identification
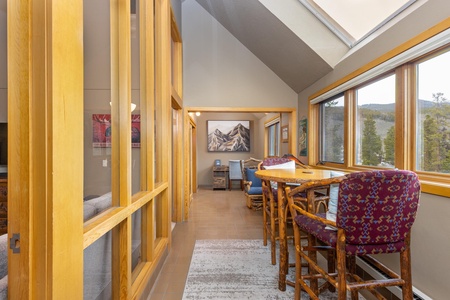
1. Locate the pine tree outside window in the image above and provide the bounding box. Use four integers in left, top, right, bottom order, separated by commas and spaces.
355, 74, 396, 168
416, 49, 450, 174
320, 94, 345, 163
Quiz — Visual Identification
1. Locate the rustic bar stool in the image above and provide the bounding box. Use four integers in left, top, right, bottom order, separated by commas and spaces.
285, 170, 421, 300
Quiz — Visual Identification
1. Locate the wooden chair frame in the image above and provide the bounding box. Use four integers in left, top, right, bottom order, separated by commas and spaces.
285, 175, 418, 300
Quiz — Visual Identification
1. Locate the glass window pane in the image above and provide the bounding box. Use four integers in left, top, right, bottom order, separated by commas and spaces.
320, 94, 344, 163
131, 208, 142, 273
131, 1, 141, 195
84, 231, 112, 300
355, 74, 396, 167
268, 123, 279, 157
83, 0, 113, 221
416, 49, 450, 173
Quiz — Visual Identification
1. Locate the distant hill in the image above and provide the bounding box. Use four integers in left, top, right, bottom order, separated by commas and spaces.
360, 99, 438, 112
208, 123, 250, 152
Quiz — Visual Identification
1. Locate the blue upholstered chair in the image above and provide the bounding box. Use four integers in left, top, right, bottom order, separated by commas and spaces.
228, 160, 244, 190
243, 168, 263, 209
241, 158, 263, 210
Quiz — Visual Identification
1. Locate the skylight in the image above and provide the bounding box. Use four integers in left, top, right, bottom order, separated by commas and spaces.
299, 0, 418, 47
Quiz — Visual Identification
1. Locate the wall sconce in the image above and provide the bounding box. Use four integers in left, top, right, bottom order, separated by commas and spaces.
110, 102, 137, 112
195, 112, 201, 116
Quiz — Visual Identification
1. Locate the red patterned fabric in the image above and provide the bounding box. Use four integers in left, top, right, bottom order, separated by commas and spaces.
261, 157, 292, 168
261, 157, 293, 199
294, 170, 420, 255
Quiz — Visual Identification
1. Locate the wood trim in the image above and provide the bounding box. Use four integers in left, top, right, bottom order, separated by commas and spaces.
288, 112, 297, 155
183, 110, 191, 220
309, 17, 450, 102
172, 108, 183, 222
8, 1, 34, 297
155, 0, 171, 247
170, 9, 182, 43
187, 107, 297, 113
111, 0, 132, 298
8, 1, 84, 298
171, 87, 182, 109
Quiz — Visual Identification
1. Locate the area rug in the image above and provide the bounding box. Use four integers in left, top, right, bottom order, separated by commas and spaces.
182, 239, 293, 300
182, 239, 365, 300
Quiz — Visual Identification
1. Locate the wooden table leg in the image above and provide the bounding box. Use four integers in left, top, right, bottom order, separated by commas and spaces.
277, 182, 287, 291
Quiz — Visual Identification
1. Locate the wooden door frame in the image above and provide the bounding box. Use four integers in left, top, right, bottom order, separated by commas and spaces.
182, 107, 297, 221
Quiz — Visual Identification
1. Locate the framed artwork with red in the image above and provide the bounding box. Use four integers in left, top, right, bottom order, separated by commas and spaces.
92, 114, 140, 148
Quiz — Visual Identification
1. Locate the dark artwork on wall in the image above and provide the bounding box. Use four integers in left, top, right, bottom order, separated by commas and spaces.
298, 117, 307, 157
92, 114, 141, 148
207, 120, 250, 152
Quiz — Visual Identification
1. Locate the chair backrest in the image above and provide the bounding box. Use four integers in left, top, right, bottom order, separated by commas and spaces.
281, 153, 310, 169
228, 160, 243, 180
337, 170, 420, 246
244, 168, 262, 188
260, 157, 294, 170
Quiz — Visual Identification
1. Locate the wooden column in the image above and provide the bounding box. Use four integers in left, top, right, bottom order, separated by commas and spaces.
8, 0, 84, 298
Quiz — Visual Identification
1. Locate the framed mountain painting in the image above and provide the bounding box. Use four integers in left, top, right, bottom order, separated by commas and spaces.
207, 120, 250, 152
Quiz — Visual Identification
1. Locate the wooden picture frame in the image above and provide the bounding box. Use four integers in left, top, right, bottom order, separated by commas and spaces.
281, 125, 289, 143
207, 120, 250, 152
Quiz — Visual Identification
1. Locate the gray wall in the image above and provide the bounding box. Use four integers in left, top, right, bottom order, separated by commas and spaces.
195, 112, 263, 187
84, 0, 141, 196
297, 0, 450, 298
182, 0, 299, 187
182, 0, 298, 108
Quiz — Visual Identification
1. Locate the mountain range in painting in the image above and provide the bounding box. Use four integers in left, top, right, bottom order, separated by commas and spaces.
208, 122, 250, 152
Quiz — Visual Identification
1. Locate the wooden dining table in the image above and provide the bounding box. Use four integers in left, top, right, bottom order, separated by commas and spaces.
255, 168, 337, 291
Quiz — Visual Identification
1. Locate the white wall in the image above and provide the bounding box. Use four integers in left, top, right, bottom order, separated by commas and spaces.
297, 0, 450, 298
182, 0, 297, 108
182, 0, 298, 187
195, 112, 262, 187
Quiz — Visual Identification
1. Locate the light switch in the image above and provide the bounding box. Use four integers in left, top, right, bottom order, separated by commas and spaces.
102, 159, 108, 167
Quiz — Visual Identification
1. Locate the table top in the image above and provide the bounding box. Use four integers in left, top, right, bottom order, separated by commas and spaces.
255, 168, 338, 184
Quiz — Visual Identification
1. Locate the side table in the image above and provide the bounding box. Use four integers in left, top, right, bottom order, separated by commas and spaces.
212, 165, 228, 190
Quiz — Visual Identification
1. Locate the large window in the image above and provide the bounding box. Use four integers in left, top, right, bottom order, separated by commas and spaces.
416, 49, 450, 173
311, 30, 450, 196
320, 94, 345, 163
265, 117, 280, 157
355, 74, 396, 168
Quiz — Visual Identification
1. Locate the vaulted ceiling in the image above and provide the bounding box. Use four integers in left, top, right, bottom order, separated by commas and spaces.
194, 0, 350, 93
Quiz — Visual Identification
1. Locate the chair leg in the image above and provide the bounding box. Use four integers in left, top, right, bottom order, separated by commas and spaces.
347, 256, 358, 300
307, 234, 319, 295
262, 199, 268, 246
336, 230, 347, 300
327, 250, 336, 292
400, 247, 413, 300
294, 229, 302, 300
270, 209, 277, 265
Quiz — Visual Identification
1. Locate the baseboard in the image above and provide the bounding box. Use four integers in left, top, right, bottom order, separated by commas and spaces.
356, 257, 431, 300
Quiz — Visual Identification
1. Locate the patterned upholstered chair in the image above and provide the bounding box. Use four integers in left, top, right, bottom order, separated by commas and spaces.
285, 170, 421, 300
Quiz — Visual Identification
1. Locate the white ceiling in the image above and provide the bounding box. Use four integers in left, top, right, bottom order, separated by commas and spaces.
193, 0, 420, 94
194, 0, 347, 93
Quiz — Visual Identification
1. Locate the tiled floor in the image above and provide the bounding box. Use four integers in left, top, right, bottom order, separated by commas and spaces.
146, 188, 264, 300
